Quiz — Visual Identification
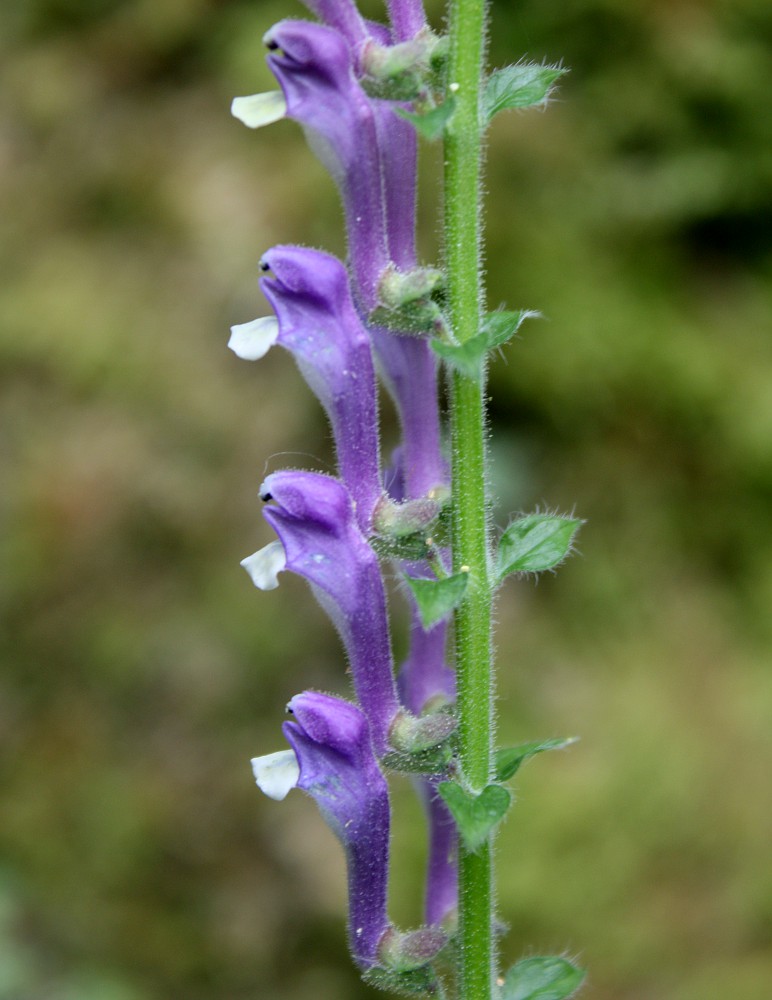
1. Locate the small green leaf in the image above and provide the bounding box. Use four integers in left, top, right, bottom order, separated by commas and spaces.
432, 309, 539, 378
482, 309, 540, 349
431, 336, 487, 378
500, 956, 586, 1000
405, 571, 468, 630
485, 63, 567, 122
397, 95, 456, 140
438, 782, 511, 853
495, 738, 577, 782
496, 513, 582, 582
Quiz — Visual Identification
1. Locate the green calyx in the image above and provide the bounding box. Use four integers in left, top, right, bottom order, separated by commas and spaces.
385, 708, 457, 773
363, 925, 448, 996
361, 29, 448, 102
373, 490, 449, 538
370, 264, 448, 336
370, 490, 450, 562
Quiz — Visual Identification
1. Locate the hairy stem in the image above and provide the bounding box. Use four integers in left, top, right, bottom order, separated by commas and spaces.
444, 2, 493, 999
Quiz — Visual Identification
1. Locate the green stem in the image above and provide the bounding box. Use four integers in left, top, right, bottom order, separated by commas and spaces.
444, 2, 493, 1000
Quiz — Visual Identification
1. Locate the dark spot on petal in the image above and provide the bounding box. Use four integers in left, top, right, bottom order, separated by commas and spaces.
266, 39, 280, 51
260, 491, 272, 502
259, 260, 271, 272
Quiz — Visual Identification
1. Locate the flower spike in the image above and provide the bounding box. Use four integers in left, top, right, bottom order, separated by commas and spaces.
231, 247, 383, 530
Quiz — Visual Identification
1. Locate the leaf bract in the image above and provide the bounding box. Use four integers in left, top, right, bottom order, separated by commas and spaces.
499, 956, 586, 1000
495, 737, 577, 782
485, 63, 567, 122
438, 782, 511, 853
495, 514, 582, 582
405, 572, 468, 630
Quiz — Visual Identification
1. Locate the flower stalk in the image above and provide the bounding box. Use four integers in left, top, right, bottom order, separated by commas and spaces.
444, 3, 495, 995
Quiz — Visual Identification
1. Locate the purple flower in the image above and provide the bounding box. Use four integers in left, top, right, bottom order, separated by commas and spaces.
229, 245, 383, 531
263, 19, 389, 306
252, 691, 391, 967
241, 470, 400, 756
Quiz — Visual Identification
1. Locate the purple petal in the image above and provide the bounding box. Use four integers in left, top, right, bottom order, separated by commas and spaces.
371, 328, 447, 499
261, 470, 400, 756
297, 0, 369, 54
376, 101, 418, 271
420, 777, 458, 927
386, 0, 427, 42
398, 614, 458, 928
283, 691, 391, 966
260, 245, 383, 530
398, 616, 455, 717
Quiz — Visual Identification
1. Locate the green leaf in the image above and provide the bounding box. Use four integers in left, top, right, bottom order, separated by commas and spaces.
495, 738, 577, 782
432, 309, 539, 378
431, 336, 487, 378
482, 309, 540, 349
495, 513, 582, 582
438, 782, 511, 853
500, 956, 586, 1000
405, 571, 468, 630
485, 63, 567, 122
396, 95, 456, 140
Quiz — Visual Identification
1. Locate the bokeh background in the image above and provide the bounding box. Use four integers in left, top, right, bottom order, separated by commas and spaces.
2, 0, 771, 997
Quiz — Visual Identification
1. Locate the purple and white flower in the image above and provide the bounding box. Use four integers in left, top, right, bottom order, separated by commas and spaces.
252, 691, 392, 967
241, 469, 400, 756
230, 245, 383, 531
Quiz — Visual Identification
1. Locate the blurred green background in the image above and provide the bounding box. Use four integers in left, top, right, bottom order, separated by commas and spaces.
2, 0, 771, 997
